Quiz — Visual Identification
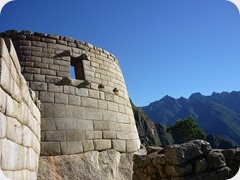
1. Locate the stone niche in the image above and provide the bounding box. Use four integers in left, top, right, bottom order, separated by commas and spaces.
0, 30, 141, 156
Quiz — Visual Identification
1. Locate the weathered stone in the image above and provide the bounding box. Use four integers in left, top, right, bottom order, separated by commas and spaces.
77, 120, 93, 130
112, 140, 126, 152
165, 140, 212, 165
127, 140, 140, 153
45, 131, 66, 142
194, 158, 208, 174
55, 118, 76, 130
165, 163, 192, 177
38, 150, 134, 180
103, 131, 116, 139
41, 142, 60, 156
94, 140, 112, 150
86, 131, 102, 140
82, 140, 94, 152
61, 141, 83, 154
66, 131, 85, 141
94, 121, 109, 130
206, 151, 226, 170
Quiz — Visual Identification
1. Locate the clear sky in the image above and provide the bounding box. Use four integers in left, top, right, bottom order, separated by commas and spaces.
1, 0, 240, 106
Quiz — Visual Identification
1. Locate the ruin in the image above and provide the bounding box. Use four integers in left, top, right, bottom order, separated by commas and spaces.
0, 30, 142, 179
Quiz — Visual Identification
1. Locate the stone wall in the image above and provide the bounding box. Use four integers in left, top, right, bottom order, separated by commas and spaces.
0, 38, 41, 179
133, 140, 240, 180
0, 30, 140, 155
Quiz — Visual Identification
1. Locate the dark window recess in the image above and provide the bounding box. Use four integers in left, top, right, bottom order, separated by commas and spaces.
70, 58, 85, 80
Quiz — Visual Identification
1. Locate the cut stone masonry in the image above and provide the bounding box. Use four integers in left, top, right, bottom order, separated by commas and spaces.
0, 30, 141, 156
0, 38, 41, 179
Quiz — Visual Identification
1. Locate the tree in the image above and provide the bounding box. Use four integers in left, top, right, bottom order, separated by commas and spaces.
167, 117, 206, 143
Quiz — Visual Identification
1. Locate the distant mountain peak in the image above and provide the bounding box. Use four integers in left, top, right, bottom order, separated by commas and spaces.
141, 90, 240, 146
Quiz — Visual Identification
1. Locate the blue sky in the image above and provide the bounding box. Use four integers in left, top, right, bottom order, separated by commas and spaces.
1, 0, 240, 106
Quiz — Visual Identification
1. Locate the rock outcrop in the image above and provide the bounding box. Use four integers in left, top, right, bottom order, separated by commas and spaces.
133, 140, 240, 180
38, 149, 134, 180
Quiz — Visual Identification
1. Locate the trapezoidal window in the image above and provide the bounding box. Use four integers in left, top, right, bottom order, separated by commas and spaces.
70, 57, 85, 80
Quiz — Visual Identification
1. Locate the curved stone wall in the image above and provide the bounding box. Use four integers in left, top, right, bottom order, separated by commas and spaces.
0, 30, 140, 155
0, 38, 41, 179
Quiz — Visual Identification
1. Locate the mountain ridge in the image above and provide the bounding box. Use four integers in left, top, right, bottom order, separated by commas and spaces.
141, 91, 240, 146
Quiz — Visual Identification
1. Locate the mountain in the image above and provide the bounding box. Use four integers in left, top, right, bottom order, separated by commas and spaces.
141, 91, 240, 146
131, 100, 161, 146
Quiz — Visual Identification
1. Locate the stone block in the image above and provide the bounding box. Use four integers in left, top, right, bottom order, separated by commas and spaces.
33, 74, 45, 82
109, 122, 122, 131
103, 131, 116, 139
48, 84, 62, 93
108, 102, 118, 112
82, 140, 94, 152
0, 58, 11, 93
117, 113, 129, 123
98, 100, 108, 110
102, 110, 117, 122
44, 103, 67, 118
1, 138, 19, 170
94, 121, 109, 130
30, 82, 47, 91
61, 141, 83, 154
89, 89, 99, 99
32, 41, 47, 47
45, 131, 66, 142
77, 120, 93, 130
129, 130, 139, 140
125, 106, 133, 115
94, 139, 111, 151
22, 125, 32, 147
57, 71, 69, 77
59, 65, 69, 72
121, 124, 131, 132
112, 140, 126, 152
76, 88, 89, 97
0, 87, 7, 113
54, 93, 68, 104
66, 106, 87, 119
63, 86, 75, 94
41, 142, 60, 155
55, 118, 76, 130
99, 91, 105, 100
39, 91, 54, 103
49, 64, 60, 70
6, 117, 22, 144
35, 62, 49, 69
41, 69, 56, 76
24, 67, 41, 74
66, 130, 85, 141
69, 95, 80, 105
0, 112, 6, 138
117, 131, 129, 140
42, 57, 53, 64
86, 98, 98, 108
126, 139, 140, 153
118, 104, 125, 113
86, 131, 102, 139
87, 108, 102, 120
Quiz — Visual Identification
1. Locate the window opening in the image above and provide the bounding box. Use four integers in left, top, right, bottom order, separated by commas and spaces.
70, 58, 85, 80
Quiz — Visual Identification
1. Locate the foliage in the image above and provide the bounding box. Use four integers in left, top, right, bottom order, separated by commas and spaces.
167, 117, 206, 143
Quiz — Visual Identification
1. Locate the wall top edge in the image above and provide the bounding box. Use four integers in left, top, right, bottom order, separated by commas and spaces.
0, 30, 117, 61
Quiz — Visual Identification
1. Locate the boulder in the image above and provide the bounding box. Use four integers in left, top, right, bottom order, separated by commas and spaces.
37, 150, 133, 180
165, 140, 211, 165
206, 152, 226, 170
